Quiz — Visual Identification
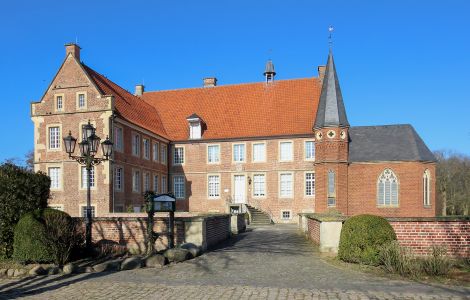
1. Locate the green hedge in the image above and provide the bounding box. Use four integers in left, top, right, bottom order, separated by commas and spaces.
0, 163, 49, 258
338, 214, 396, 265
13, 208, 81, 264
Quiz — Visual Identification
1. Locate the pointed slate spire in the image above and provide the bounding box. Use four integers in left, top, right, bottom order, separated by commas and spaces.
314, 51, 349, 128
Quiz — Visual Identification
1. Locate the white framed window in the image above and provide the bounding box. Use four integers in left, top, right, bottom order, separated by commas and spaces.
280, 141, 293, 161
328, 170, 336, 207
143, 138, 150, 160
81, 206, 96, 217
132, 170, 141, 193
173, 147, 184, 165
305, 141, 315, 160
423, 169, 431, 206
114, 126, 123, 152
153, 175, 159, 193
48, 126, 61, 149
77, 93, 86, 109
305, 172, 315, 196
161, 145, 167, 164
281, 210, 291, 220
81, 166, 95, 189
233, 144, 245, 162
132, 133, 140, 157
208, 175, 220, 198
56, 95, 63, 111
144, 172, 150, 192
161, 176, 167, 193
48, 167, 61, 190
173, 175, 185, 199
153, 143, 159, 161
253, 174, 265, 197
114, 167, 123, 191
207, 145, 220, 163
189, 122, 202, 139
252, 143, 266, 162
377, 169, 399, 207
279, 173, 293, 198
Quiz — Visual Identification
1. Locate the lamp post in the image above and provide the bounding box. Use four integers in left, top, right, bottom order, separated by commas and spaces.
63, 120, 113, 250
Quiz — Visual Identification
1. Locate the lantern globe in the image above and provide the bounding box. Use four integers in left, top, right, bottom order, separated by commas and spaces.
83, 121, 95, 140
63, 131, 77, 155
101, 136, 113, 159
79, 139, 90, 156
88, 134, 101, 155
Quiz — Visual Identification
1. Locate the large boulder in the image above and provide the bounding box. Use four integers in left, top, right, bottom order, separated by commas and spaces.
13, 269, 26, 277
145, 254, 166, 268
164, 248, 189, 263
0, 269, 7, 277
180, 243, 202, 258
120, 256, 143, 270
62, 263, 77, 275
93, 259, 122, 273
47, 266, 60, 275
28, 265, 47, 276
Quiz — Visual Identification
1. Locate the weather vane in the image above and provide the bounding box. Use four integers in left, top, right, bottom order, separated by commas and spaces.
328, 25, 334, 49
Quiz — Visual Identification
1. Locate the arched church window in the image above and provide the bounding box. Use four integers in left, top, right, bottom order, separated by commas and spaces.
377, 169, 399, 206
423, 169, 431, 206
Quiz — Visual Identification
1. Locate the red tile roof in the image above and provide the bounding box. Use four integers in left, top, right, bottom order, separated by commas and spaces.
83, 65, 169, 139
142, 79, 321, 141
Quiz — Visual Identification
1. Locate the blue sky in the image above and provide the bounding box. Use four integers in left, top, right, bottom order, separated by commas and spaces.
1, 0, 469, 163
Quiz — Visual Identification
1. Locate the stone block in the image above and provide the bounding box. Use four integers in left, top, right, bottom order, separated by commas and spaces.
93, 259, 122, 272
180, 243, 202, 258
29, 266, 47, 276
63, 263, 77, 275
121, 256, 143, 270
144, 254, 166, 268
164, 248, 189, 263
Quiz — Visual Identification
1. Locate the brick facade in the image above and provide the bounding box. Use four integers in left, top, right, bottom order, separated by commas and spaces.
307, 218, 321, 245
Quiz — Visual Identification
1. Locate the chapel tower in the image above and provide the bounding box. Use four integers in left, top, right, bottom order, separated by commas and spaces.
313, 51, 350, 214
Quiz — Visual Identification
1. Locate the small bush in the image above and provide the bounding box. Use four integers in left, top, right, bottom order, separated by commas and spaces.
13, 208, 82, 264
421, 245, 452, 276
338, 214, 396, 265
0, 163, 50, 258
380, 241, 422, 277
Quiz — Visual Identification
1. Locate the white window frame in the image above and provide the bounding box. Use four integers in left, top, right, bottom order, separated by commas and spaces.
173, 146, 184, 165
153, 142, 159, 162
279, 172, 294, 198
161, 144, 167, 165
304, 140, 315, 161
55, 94, 64, 112
80, 205, 96, 217
143, 171, 150, 192
114, 166, 123, 192
80, 166, 96, 190
143, 138, 150, 160
189, 122, 202, 139
153, 174, 159, 193
114, 125, 124, 152
252, 173, 266, 198
207, 174, 221, 199
305, 172, 315, 197
132, 169, 141, 193
279, 141, 293, 162
207, 144, 220, 164
328, 170, 336, 207
47, 125, 62, 151
48, 166, 61, 190
252, 142, 266, 163
281, 210, 292, 220
232, 143, 246, 163
76, 92, 87, 109
173, 175, 185, 199
132, 133, 141, 157
161, 175, 167, 193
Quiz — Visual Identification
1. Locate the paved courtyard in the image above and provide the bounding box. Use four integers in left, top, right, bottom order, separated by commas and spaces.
0, 225, 469, 299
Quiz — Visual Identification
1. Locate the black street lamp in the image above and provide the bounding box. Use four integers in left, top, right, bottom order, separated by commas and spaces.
63, 120, 113, 249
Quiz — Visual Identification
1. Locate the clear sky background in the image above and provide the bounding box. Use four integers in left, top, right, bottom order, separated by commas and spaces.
0, 0, 469, 164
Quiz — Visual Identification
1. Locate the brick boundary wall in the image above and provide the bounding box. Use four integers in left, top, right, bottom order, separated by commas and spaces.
388, 218, 470, 258
307, 218, 321, 245
74, 213, 231, 253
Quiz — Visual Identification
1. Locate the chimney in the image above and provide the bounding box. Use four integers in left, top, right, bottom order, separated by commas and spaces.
317, 65, 326, 81
135, 84, 145, 96
203, 77, 217, 87
65, 43, 81, 60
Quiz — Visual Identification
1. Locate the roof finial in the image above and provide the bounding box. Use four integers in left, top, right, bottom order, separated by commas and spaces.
328, 25, 334, 51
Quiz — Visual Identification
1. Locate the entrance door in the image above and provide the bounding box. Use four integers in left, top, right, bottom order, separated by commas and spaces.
234, 175, 246, 204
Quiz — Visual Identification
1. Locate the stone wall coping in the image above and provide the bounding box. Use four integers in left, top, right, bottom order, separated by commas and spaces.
74, 213, 230, 223
300, 213, 469, 223
302, 213, 347, 222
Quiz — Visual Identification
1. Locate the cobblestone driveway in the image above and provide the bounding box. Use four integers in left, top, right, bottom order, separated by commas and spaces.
0, 225, 469, 299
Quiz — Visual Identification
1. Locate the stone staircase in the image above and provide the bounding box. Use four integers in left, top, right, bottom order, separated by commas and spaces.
246, 205, 272, 225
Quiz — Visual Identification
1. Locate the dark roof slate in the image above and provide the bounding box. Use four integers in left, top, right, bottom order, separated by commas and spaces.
349, 124, 436, 162
314, 51, 349, 128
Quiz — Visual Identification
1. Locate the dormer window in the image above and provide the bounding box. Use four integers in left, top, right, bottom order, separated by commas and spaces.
186, 113, 204, 140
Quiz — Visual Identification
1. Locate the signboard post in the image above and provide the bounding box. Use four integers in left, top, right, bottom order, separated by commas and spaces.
145, 192, 176, 252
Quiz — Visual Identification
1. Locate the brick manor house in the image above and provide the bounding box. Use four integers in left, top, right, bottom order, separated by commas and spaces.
31, 44, 437, 222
